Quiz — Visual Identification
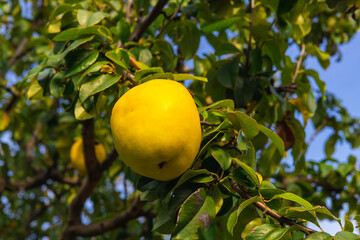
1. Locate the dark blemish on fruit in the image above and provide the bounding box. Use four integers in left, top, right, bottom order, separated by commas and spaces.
158, 161, 167, 169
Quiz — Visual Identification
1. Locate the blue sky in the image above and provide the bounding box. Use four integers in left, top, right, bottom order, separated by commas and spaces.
304, 34, 360, 163
301, 33, 360, 234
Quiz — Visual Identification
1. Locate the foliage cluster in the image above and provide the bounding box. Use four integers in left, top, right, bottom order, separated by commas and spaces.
1, 0, 360, 239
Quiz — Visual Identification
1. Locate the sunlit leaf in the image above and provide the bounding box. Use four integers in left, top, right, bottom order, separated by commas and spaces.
54, 26, 113, 42
79, 74, 121, 102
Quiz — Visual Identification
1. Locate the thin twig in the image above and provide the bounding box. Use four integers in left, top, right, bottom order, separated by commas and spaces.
157, 0, 184, 38
285, 43, 306, 100
291, 43, 306, 84
200, 121, 216, 127
116, 0, 135, 48
126, 0, 134, 23
128, 0, 169, 43
307, 119, 327, 146
8, 38, 30, 68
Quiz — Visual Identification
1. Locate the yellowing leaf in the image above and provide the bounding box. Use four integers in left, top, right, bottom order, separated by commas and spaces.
0, 112, 10, 131
27, 80, 43, 99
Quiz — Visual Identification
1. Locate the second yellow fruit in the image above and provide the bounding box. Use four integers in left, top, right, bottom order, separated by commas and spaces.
110, 79, 202, 181
70, 138, 107, 175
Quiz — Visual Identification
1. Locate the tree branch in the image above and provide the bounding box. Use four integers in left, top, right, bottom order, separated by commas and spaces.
100, 149, 118, 172
26, 123, 41, 167
61, 143, 120, 239
128, 0, 169, 43
229, 161, 317, 235
81, 119, 100, 179
229, 178, 317, 234
8, 38, 30, 68
64, 197, 146, 237
0, 167, 80, 194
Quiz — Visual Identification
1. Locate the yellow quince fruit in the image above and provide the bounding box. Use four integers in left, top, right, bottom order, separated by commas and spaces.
69, 138, 107, 175
110, 79, 202, 181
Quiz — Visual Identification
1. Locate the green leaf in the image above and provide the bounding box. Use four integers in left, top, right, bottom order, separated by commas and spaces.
201, 119, 232, 139
172, 188, 215, 239
134, 67, 164, 82
271, 193, 312, 208
49, 4, 74, 21
306, 44, 330, 70
227, 111, 260, 140
77, 10, 106, 27
259, 125, 285, 155
239, 141, 256, 168
191, 175, 214, 183
326, 0, 337, 8
230, 159, 260, 188
117, 18, 130, 43
74, 98, 96, 120
48, 19, 61, 33
53, 25, 113, 42
277, 0, 298, 15
173, 73, 208, 82
280, 207, 320, 229
258, 143, 282, 177
178, 20, 200, 60
241, 218, 263, 239
105, 48, 130, 70
153, 205, 176, 234
325, 134, 339, 157
181, 4, 198, 17
198, 100, 235, 113
227, 197, 262, 235
344, 218, 354, 233
201, 17, 241, 33
305, 232, 332, 240
23, 60, 46, 80
54, 36, 95, 63
138, 48, 153, 67
78, 61, 111, 87
246, 224, 279, 240
262, 40, 282, 68
259, 0, 279, 13
65, 51, 99, 77
337, 163, 353, 177
168, 169, 217, 198
305, 69, 326, 97
211, 186, 223, 215
50, 71, 66, 97
217, 57, 238, 88
79, 74, 121, 102
139, 73, 174, 83
334, 231, 359, 240
210, 147, 231, 170
266, 226, 299, 240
